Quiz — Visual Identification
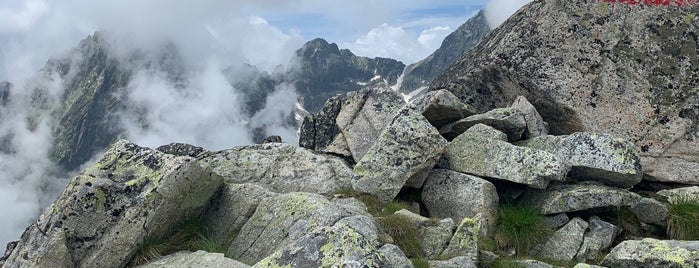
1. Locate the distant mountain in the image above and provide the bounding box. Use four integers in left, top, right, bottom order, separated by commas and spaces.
0, 81, 10, 107
289, 38, 405, 113
399, 10, 491, 93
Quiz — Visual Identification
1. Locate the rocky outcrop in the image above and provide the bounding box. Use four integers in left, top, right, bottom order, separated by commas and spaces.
431, 0, 699, 185
298, 96, 343, 152
400, 10, 490, 93
3, 140, 222, 268
439, 124, 569, 189
137, 251, 249, 268
601, 238, 699, 267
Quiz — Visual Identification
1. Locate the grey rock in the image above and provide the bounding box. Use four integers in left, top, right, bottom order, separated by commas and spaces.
440, 106, 527, 141
203, 183, 277, 245
228, 192, 370, 264
572, 264, 607, 268
408, 89, 474, 128
156, 143, 207, 158
658, 186, 699, 203
512, 96, 549, 139
137, 251, 249, 268
333, 84, 406, 162
522, 183, 641, 215
299, 96, 343, 152
352, 107, 447, 202
378, 244, 413, 268
536, 217, 588, 261
516, 133, 642, 188
544, 214, 570, 229
3, 140, 222, 268
456, 123, 508, 141
428, 256, 477, 268
441, 124, 568, 189
253, 220, 386, 267
442, 217, 480, 261
390, 209, 455, 258
516, 259, 563, 268
629, 197, 668, 226
601, 238, 699, 268
422, 169, 498, 236
259, 135, 282, 144
202, 143, 353, 195
576, 217, 621, 262
642, 157, 699, 185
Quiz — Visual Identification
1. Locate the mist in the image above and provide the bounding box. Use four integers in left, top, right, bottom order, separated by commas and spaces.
484, 0, 534, 29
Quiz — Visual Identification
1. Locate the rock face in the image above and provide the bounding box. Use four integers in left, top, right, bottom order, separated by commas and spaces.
516, 133, 642, 187
3, 140, 222, 268
440, 124, 569, 189
422, 169, 499, 236
400, 10, 490, 93
602, 238, 699, 268
290, 38, 405, 113
352, 107, 447, 202
431, 0, 699, 184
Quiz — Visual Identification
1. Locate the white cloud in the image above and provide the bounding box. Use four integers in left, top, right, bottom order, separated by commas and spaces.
484, 0, 533, 29
0, 0, 48, 33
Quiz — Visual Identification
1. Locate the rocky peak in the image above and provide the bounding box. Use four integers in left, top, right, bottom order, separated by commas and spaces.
0, 81, 10, 107
399, 10, 491, 93
431, 0, 699, 184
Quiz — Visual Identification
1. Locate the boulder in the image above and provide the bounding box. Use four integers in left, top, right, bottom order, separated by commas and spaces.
137, 251, 249, 268
572, 264, 606, 268
428, 256, 477, 268
544, 214, 570, 229
201, 143, 353, 195
511, 96, 549, 139
576, 217, 621, 262
228, 192, 371, 264
515, 259, 563, 268
629, 197, 668, 226
156, 143, 207, 158
299, 96, 343, 152
442, 217, 480, 261
522, 183, 641, 215
536, 217, 588, 261
658, 186, 699, 203
422, 169, 499, 236
601, 238, 699, 268
391, 209, 455, 258
516, 133, 642, 188
440, 106, 527, 141
353, 108, 447, 202
440, 124, 568, 189
377, 244, 413, 268
259, 135, 282, 144
408, 89, 474, 128
3, 140, 222, 268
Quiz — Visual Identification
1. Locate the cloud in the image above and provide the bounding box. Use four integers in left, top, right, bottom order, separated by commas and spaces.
484, 0, 534, 28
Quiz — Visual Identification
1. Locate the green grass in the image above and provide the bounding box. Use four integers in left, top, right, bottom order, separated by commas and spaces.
129, 216, 231, 266
411, 258, 429, 268
667, 195, 699, 240
494, 203, 552, 255
490, 257, 526, 268
378, 214, 423, 258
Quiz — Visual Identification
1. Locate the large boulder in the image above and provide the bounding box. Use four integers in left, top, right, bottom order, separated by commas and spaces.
601, 238, 699, 268
422, 169, 499, 236
228, 192, 373, 264
353, 108, 447, 202
299, 96, 343, 152
391, 209, 455, 259
576, 217, 621, 262
408, 89, 474, 128
658, 186, 699, 203
515, 132, 642, 188
431, 0, 699, 185
440, 104, 527, 141
440, 124, 568, 189
137, 251, 249, 268
3, 140, 222, 268
201, 143, 353, 195
442, 217, 480, 261
536, 217, 588, 261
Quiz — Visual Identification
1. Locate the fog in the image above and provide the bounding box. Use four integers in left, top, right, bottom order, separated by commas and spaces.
484, 0, 534, 28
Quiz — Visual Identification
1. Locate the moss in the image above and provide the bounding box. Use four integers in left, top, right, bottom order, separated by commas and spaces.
667, 195, 699, 240
94, 189, 106, 210
494, 203, 552, 255
411, 258, 429, 268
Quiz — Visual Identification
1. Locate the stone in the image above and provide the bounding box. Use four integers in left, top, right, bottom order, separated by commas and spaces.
576, 217, 621, 262
442, 217, 480, 261
511, 96, 549, 139
201, 143, 353, 195
253, 220, 386, 268
390, 209, 455, 258
408, 89, 474, 128
516, 133, 642, 188
629, 197, 668, 226
544, 214, 570, 229
573, 264, 606, 268
441, 124, 568, 189
333, 84, 406, 162
440, 106, 527, 141
601, 238, 699, 268
3, 140, 222, 268
299, 96, 343, 152
428, 256, 478, 268
137, 251, 249, 268
658, 186, 699, 203
259, 135, 282, 144
642, 157, 699, 185
516, 259, 563, 268
422, 169, 499, 236
522, 183, 641, 215
536, 217, 588, 261
156, 143, 207, 158
203, 183, 277, 245
377, 244, 412, 268
352, 107, 447, 202
228, 192, 370, 264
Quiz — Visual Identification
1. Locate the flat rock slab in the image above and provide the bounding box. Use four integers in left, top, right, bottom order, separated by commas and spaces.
602, 238, 699, 268
441, 124, 568, 189
516, 132, 642, 188
522, 183, 640, 215
138, 251, 249, 268
422, 169, 498, 236
353, 108, 447, 202
440, 106, 526, 141
658, 186, 699, 203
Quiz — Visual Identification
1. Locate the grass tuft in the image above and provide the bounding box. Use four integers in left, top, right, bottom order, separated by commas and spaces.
667, 195, 699, 240
411, 258, 429, 268
494, 203, 552, 255
378, 214, 423, 258
490, 257, 526, 268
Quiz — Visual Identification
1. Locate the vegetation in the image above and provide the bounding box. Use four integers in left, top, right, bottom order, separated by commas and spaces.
667, 195, 699, 240
489, 257, 526, 268
411, 258, 429, 268
378, 214, 423, 258
494, 203, 552, 255
129, 216, 230, 266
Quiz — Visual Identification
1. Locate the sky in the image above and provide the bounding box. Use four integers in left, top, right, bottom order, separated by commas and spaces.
0, 0, 533, 248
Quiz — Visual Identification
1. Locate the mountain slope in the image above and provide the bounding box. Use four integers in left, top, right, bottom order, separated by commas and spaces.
399, 10, 491, 93
431, 0, 699, 183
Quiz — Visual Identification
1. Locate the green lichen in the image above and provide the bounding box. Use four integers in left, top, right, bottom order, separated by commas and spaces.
94, 189, 106, 210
